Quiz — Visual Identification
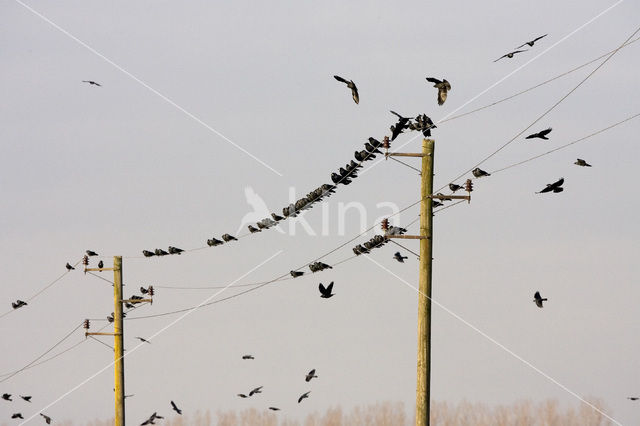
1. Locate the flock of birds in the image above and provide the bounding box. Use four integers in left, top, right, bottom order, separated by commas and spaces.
1, 393, 53, 423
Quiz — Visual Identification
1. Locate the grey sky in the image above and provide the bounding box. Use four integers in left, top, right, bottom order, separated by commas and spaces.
1, 0, 639, 424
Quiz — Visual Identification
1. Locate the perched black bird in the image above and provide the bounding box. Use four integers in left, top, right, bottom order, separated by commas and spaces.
86, 250, 98, 256
154, 249, 169, 256
242, 354, 254, 360
494, 49, 528, 62
168, 246, 184, 255
237, 394, 248, 398
12, 300, 27, 309
66, 262, 75, 271
436, 192, 452, 201
271, 213, 284, 221
390, 111, 412, 141
98, 260, 104, 268
449, 183, 463, 192
20, 395, 31, 402
140, 286, 149, 294
333, 75, 359, 104
207, 237, 223, 247
525, 127, 552, 140
533, 291, 548, 308
353, 150, 366, 162
352, 244, 369, 255
516, 34, 548, 49
171, 400, 182, 415
394, 252, 408, 263
432, 200, 443, 208
472, 168, 491, 178
2, 393, 12, 401
249, 386, 263, 396
221, 234, 237, 242
305, 369, 318, 382
142, 250, 155, 257
290, 270, 304, 278
248, 225, 261, 233
11, 413, 23, 419
364, 142, 382, 154
136, 337, 150, 344
40, 413, 52, 424
409, 114, 437, 137
331, 172, 350, 185
298, 391, 310, 403
319, 282, 334, 298
426, 77, 451, 105
125, 302, 135, 309
268, 407, 281, 411
368, 137, 383, 149
536, 177, 564, 194
574, 158, 592, 167
107, 314, 114, 323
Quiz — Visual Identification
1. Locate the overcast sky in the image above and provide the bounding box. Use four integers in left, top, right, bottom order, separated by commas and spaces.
1, 0, 639, 425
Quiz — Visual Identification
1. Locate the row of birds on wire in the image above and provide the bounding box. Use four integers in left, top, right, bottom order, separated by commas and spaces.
1, 393, 53, 423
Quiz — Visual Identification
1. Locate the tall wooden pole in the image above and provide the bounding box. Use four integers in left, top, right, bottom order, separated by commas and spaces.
113, 256, 125, 426
416, 139, 434, 426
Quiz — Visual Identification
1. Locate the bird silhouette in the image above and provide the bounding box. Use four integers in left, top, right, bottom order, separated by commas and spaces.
11, 300, 27, 309
472, 168, 491, 178
40, 413, 52, 424
142, 250, 155, 257
82, 80, 101, 86
86, 250, 98, 256
449, 183, 463, 192
154, 249, 169, 256
271, 213, 284, 221
494, 49, 528, 62
237, 394, 248, 398
136, 337, 150, 344
319, 282, 334, 298
394, 252, 408, 263
574, 158, 592, 167
290, 270, 304, 278
627, 397, 639, 401
536, 177, 564, 194
2, 393, 12, 401
525, 127, 552, 140
140, 286, 149, 294
333, 75, 359, 104
242, 354, 254, 360
426, 77, 451, 105
98, 260, 104, 268
140, 412, 163, 425
515, 34, 548, 49
305, 369, 318, 382
298, 391, 310, 403
20, 395, 31, 402
221, 234, 237, 242
207, 237, 223, 247
390, 111, 412, 141
269, 407, 281, 411
170, 400, 182, 415
533, 291, 548, 308
432, 200, 443, 208
248, 225, 261, 233
435, 193, 452, 201
168, 246, 184, 255
11, 413, 23, 419
249, 386, 263, 396
364, 142, 382, 154
66, 262, 75, 271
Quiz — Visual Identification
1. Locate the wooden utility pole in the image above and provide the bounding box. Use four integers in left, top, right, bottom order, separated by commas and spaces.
113, 256, 125, 426
416, 139, 434, 426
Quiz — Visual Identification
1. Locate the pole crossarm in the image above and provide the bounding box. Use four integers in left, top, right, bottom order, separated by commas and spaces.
385, 235, 428, 240
430, 194, 471, 201
86, 332, 121, 337
386, 152, 429, 158
121, 298, 152, 304
84, 267, 115, 272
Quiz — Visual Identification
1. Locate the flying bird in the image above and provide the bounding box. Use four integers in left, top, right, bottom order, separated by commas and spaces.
426, 77, 451, 105
242, 355, 254, 360
298, 391, 311, 403
207, 237, 223, 247
574, 158, 592, 167
533, 291, 548, 308
494, 49, 528, 62
136, 337, 150, 344
290, 270, 304, 278
82, 80, 101, 86
20, 395, 31, 402
305, 369, 318, 382
40, 413, 52, 424
66, 262, 75, 271
319, 282, 334, 298
268, 407, 281, 411
525, 127, 552, 140
2, 393, 12, 401
449, 183, 463, 192
394, 252, 408, 263
140, 412, 163, 425
472, 168, 491, 178
627, 397, 639, 401
221, 234, 237, 242
12, 300, 27, 309
536, 177, 564, 194
86, 250, 98, 256
249, 386, 263, 396
98, 260, 104, 268
516, 34, 548, 49
237, 394, 248, 399
167, 246, 184, 255
390, 111, 412, 141
142, 250, 155, 257
140, 286, 149, 294
170, 400, 182, 415
11, 413, 24, 419
333, 75, 359, 104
